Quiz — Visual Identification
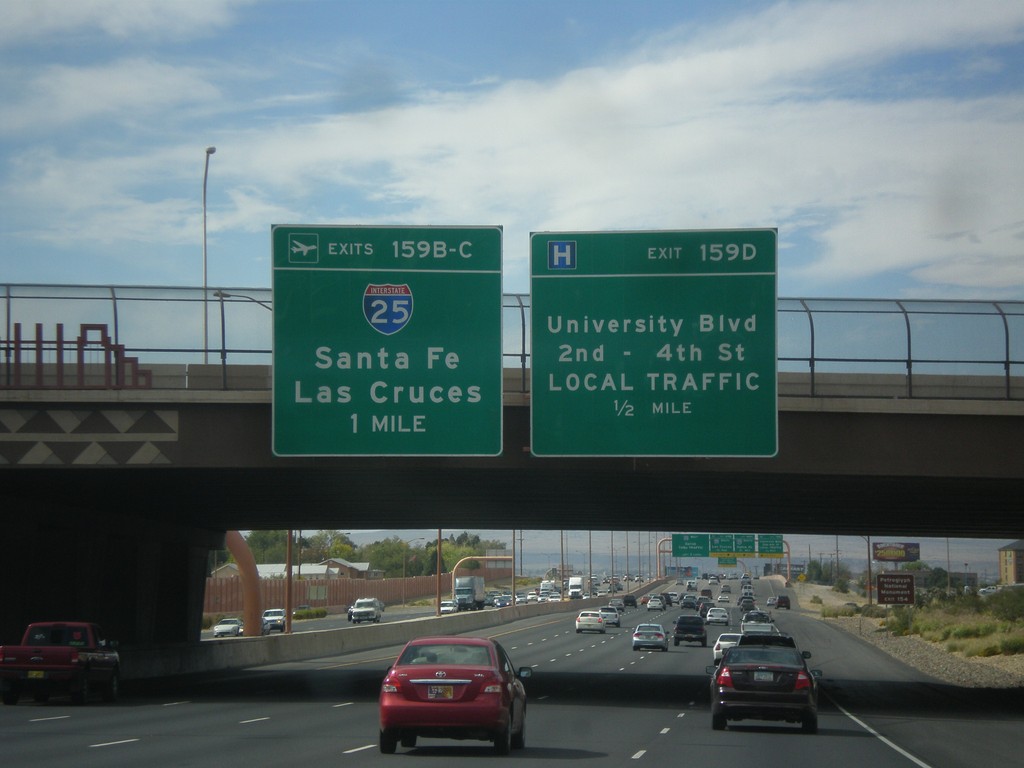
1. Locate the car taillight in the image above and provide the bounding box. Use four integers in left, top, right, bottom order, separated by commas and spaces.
715, 666, 734, 688
794, 671, 812, 690
69, 649, 79, 664
381, 676, 400, 694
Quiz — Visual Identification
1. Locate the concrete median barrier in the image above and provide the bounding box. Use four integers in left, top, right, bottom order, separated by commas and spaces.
120, 594, 643, 680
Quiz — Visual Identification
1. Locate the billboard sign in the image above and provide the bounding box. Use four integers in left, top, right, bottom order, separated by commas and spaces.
873, 542, 921, 563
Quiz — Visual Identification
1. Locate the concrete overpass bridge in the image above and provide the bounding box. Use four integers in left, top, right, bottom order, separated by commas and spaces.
1, 286, 1022, 646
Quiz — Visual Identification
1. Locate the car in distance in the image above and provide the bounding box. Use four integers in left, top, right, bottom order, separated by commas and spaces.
705, 607, 730, 625
261, 608, 286, 633
680, 595, 699, 610
713, 632, 743, 663
575, 610, 606, 634
673, 614, 708, 647
622, 593, 637, 608
632, 623, 669, 652
350, 597, 385, 623
707, 644, 821, 733
212, 617, 243, 637
737, 596, 756, 611
598, 606, 621, 627
439, 600, 458, 615
776, 595, 791, 609
717, 593, 731, 603
647, 596, 665, 611
379, 635, 530, 754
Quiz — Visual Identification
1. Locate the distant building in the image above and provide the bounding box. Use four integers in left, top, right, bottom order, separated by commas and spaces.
998, 540, 1024, 585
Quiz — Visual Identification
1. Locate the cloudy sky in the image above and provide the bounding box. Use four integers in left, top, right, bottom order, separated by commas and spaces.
2, 0, 1022, 298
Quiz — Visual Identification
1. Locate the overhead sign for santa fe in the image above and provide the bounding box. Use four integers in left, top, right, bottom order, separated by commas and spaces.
272, 225, 502, 456
530, 229, 777, 457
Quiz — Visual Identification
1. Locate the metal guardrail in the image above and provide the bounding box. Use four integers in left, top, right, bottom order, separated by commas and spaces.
2, 284, 1022, 399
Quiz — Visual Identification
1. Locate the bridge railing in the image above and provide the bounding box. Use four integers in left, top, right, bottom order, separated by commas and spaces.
2, 284, 1022, 399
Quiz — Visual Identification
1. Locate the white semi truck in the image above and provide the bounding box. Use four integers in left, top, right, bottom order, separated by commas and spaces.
568, 576, 585, 598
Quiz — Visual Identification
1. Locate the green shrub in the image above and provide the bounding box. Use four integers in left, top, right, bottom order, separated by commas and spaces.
809, 595, 822, 605
987, 589, 1024, 622
886, 606, 913, 636
861, 604, 887, 619
1000, 635, 1024, 655
292, 608, 327, 621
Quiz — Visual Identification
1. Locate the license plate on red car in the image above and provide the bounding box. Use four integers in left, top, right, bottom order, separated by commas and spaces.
754, 671, 774, 682
428, 685, 453, 699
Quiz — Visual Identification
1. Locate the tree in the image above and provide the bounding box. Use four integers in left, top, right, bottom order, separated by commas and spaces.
246, 530, 288, 563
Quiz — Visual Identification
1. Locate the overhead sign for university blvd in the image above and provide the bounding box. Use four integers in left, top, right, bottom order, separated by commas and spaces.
272, 225, 502, 456
530, 229, 777, 456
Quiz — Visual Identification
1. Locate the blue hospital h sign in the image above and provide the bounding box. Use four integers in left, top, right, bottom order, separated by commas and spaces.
547, 240, 576, 270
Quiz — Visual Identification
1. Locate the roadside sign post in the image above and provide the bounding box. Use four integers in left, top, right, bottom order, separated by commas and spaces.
272, 225, 502, 456
530, 229, 777, 456
877, 573, 916, 605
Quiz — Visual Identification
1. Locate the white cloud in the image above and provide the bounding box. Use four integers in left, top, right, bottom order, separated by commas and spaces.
0, 59, 221, 134
2, 1, 1023, 296
0, 0, 257, 45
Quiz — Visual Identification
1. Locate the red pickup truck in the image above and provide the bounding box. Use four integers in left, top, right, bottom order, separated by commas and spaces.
0, 622, 120, 705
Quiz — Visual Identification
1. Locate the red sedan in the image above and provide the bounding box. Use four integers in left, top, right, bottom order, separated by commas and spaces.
379, 635, 531, 754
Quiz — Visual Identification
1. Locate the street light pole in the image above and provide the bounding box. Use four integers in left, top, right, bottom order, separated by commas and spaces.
202, 145, 216, 364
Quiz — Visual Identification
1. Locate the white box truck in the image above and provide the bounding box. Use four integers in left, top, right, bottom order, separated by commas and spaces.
568, 576, 584, 599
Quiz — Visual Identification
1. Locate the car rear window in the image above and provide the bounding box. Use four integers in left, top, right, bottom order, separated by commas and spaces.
26, 626, 89, 646
400, 643, 493, 666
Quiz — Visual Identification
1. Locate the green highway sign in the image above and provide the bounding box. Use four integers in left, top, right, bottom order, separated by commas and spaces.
673, 534, 710, 558
673, 532, 782, 559
272, 225, 503, 456
709, 534, 735, 557
757, 534, 784, 558
733, 534, 757, 557
530, 229, 777, 456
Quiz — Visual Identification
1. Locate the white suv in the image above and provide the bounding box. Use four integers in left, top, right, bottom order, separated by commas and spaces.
349, 597, 384, 624
261, 608, 286, 633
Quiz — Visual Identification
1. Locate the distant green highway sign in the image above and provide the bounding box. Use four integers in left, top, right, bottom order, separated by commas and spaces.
672, 532, 784, 559
272, 225, 503, 456
530, 229, 777, 456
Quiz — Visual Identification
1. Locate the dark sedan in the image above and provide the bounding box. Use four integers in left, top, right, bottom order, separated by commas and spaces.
379, 635, 531, 754
707, 645, 821, 733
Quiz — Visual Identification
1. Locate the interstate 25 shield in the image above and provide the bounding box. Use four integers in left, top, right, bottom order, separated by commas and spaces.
363, 284, 413, 335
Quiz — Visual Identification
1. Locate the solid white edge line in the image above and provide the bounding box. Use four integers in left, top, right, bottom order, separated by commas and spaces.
90, 739, 140, 748
343, 744, 377, 754
830, 698, 935, 768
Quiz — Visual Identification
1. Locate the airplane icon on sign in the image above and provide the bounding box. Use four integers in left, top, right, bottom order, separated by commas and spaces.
291, 241, 317, 257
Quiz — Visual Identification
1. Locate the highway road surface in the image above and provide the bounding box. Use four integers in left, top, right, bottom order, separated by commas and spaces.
6, 579, 1021, 767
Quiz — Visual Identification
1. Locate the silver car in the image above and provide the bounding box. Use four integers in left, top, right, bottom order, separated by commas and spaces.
212, 617, 243, 637
598, 606, 620, 627
632, 623, 669, 652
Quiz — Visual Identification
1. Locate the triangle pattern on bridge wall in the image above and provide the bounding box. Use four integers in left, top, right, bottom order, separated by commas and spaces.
0, 409, 178, 465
